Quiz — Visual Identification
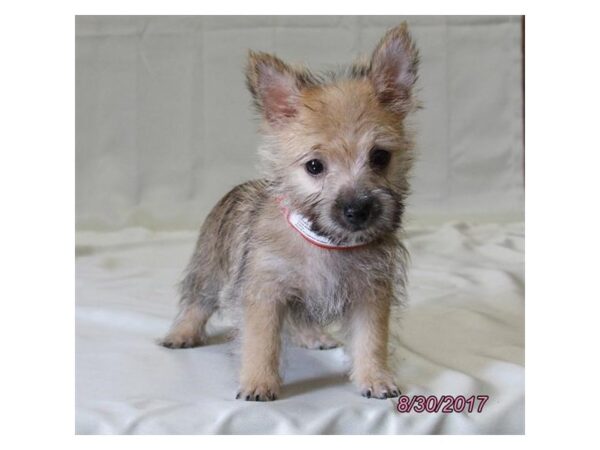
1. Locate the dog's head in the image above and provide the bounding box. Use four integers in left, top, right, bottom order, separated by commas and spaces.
246, 23, 419, 244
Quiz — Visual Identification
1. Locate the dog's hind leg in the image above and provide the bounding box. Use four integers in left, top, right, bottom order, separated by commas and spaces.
160, 270, 218, 349
286, 313, 341, 350
160, 303, 213, 349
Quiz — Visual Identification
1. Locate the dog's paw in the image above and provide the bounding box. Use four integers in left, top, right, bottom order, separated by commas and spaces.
236, 383, 280, 402
293, 331, 342, 350
159, 331, 205, 349
356, 376, 401, 399
304, 335, 342, 350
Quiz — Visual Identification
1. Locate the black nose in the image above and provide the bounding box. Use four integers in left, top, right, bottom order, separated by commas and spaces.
343, 198, 372, 226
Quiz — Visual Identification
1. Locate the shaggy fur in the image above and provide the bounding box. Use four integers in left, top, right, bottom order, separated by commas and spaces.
161, 23, 419, 401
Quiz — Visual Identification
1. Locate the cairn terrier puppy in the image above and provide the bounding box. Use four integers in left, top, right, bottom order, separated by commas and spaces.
161, 23, 419, 401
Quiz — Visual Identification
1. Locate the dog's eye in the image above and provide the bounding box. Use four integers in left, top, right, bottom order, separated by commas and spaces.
305, 159, 325, 176
369, 148, 391, 170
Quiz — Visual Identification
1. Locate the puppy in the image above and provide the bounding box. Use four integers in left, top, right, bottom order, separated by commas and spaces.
161, 23, 419, 401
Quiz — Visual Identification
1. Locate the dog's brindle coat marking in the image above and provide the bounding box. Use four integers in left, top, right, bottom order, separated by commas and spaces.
161, 23, 419, 401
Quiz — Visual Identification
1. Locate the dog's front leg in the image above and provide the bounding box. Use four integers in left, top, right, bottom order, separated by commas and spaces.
237, 284, 284, 401
349, 289, 400, 399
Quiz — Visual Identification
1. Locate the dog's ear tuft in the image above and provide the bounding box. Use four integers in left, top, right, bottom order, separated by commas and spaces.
370, 23, 419, 117
246, 51, 305, 126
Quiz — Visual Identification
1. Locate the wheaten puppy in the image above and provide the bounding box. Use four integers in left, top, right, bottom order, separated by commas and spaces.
161, 23, 419, 401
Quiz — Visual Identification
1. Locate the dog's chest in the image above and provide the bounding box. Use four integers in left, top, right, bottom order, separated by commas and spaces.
290, 249, 380, 323
301, 252, 360, 293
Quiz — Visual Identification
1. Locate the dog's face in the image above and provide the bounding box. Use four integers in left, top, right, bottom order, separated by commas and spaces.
246, 24, 419, 244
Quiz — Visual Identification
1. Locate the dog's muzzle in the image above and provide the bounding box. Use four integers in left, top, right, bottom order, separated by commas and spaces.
335, 194, 382, 231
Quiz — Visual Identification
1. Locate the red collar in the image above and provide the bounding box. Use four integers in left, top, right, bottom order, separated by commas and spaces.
277, 197, 368, 250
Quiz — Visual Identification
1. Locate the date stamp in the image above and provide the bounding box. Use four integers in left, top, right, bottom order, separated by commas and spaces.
396, 395, 489, 414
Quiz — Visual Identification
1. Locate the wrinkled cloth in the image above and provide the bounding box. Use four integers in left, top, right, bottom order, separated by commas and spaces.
75, 221, 524, 434
75, 16, 524, 230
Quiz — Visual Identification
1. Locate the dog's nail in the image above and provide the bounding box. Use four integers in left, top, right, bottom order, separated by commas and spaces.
255, 394, 260, 401
245, 395, 251, 401
318, 345, 324, 350
366, 389, 372, 398
235, 392, 241, 399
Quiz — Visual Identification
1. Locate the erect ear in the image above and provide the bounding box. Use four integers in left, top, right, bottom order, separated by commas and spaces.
369, 23, 419, 117
246, 51, 308, 126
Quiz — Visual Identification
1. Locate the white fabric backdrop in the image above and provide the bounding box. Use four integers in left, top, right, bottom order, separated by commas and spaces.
76, 15, 523, 230
75, 16, 524, 435
76, 222, 524, 434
